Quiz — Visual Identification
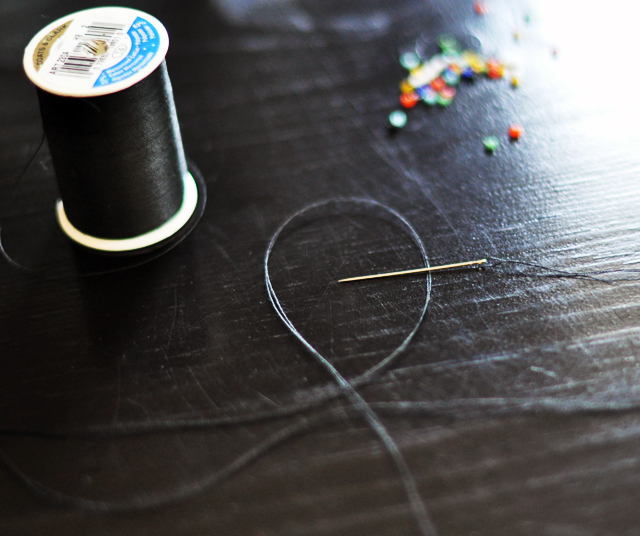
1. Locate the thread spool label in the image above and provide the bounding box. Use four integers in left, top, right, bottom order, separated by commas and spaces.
94, 18, 161, 87
24, 7, 169, 97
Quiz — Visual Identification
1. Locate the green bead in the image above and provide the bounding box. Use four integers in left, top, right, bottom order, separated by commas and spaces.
483, 135, 500, 152
389, 110, 408, 128
437, 95, 452, 107
437, 34, 459, 53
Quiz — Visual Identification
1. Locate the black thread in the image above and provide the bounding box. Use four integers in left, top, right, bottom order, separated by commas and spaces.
265, 198, 437, 536
2, 199, 640, 534
486, 256, 640, 282
0, 130, 46, 272
37, 61, 186, 240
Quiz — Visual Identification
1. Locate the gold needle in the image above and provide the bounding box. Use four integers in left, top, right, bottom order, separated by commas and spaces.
338, 259, 487, 283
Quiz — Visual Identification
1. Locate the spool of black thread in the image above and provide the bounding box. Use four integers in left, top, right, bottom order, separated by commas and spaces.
23, 7, 202, 253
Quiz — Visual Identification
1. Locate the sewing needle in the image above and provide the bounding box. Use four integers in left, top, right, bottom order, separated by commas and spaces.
338, 259, 487, 283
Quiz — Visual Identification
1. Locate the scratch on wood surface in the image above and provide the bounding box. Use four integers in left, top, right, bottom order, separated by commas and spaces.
188, 365, 218, 409
166, 285, 179, 349
112, 353, 124, 425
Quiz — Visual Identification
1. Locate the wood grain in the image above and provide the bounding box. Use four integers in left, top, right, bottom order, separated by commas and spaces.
2, 0, 640, 534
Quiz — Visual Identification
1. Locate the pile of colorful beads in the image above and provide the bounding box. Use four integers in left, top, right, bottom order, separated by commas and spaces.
390, 34, 512, 125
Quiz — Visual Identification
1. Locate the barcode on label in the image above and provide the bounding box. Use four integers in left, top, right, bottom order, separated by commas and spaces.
50, 20, 127, 77
83, 22, 126, 38
51, 53, 97, 77
75, 42, 101, 55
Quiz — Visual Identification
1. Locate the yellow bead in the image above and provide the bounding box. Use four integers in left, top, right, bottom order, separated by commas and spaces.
399, 79, 415, 93
470, 58, 485, 73
461, 50, 475, 62
464, 52, 486, 73
511, 75, 519, 88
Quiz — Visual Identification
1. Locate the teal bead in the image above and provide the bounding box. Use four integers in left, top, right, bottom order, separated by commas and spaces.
389, 110, 408, 128
423, 87, 438, 105
400, 52, 421, 70
443, 69, 460, 86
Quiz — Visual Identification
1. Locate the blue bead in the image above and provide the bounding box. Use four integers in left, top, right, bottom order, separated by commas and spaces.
462, 66, 474, 79
415, 85, 428, 98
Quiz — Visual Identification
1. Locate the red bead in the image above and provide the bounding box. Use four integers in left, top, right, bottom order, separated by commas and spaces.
508, 124, 523, 140
474, 1, 488, 14
430, 77, 446, 92
439, 86, 456, 100
400, 91, 419, 108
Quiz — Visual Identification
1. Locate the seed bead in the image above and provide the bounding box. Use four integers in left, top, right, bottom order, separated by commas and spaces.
400, 51, 421, 70
422, 87, 439, 105
483, 135, 499, 152
439, 86, 456, 100
430, 77, 446, 92
389, 110, 408, 128
508, 124, 523, 140
400, 91, 420, 108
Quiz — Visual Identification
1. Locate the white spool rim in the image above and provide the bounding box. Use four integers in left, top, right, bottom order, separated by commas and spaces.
56, 171, 199, 252
23, 7, 169, 97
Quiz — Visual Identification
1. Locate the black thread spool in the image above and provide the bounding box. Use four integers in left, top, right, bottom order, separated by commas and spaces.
23, 7, 203, 254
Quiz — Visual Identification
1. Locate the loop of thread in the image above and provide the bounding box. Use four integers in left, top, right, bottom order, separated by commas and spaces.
265, 198, 437, 536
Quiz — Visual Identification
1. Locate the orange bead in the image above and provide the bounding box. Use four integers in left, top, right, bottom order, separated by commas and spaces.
400, 91, 419, 108
508, 124, 523, 140
486, 59, 504, 79
430, 77, 446, 92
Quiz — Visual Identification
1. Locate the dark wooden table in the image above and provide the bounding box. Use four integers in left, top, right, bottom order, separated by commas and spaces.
3, 0, 640, 534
